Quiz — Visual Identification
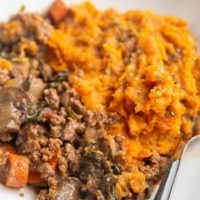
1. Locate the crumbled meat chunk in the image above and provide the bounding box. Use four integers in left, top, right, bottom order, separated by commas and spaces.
63, 119, 85, 142
36, 190, 48, 200
142, 153, 169, 182
47, 176, 58, 188
44, 88, 60, 109
37, 162, 55, 179
50, 112, 66, 125
113, 135, 127, 164
50, 125, 63, 138
64, 143, 80, 174
23, 139, 41, 153
84, 127, 106, 141
41, 63, 53, 81
17, 123, 48, 145
10, 62, 30, 78
84, 110, 120, 128
60, 82, 88, 114
58, 156, 68, 176
17, 123, 62, 174
0, 69, 10, 85
10, 13, 53, 43
103, 160, 113, 173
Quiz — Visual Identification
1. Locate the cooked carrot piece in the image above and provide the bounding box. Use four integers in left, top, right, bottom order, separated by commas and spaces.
49, 0, 68, 23
28, 170, 41, 184
28, 149, 61, 184
5, 153, 29, 188
49, 148, 61, 169
0, 145, 15, 157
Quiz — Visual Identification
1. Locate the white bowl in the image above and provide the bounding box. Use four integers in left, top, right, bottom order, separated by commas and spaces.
0, 0, 199, 199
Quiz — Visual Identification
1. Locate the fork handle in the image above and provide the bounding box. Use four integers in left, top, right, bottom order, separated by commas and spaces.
154, 160, 180, 200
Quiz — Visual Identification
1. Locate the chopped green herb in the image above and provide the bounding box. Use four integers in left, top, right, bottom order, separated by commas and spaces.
83, 140, 104, 167
48, 188, 57, 198
99, 173, 119, 200
51, 71, 71, 82
112, 163, 121, 175
25, 102, 46, 122
26, 107, 39, 121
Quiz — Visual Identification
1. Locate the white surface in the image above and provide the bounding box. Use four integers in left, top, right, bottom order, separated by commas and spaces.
0, 0, 200, 199
0, 184, 36, 200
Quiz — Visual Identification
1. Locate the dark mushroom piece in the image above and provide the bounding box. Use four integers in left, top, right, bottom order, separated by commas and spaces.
53, 178, 81, 200
0, 87, 30, 138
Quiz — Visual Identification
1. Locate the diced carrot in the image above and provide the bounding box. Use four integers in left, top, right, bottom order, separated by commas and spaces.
28, 149, 61, 184
0, 145, 16, 157
5, 153, 29, 188
28, 170, 41, 184
0, 145, 16, 183
49, 0, 68, 23
49, 148, 61, 169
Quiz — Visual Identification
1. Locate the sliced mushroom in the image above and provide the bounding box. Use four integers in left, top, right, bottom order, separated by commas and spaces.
53, 178, 81, 200
0, 87, 30, 134
28, 78, 46, 102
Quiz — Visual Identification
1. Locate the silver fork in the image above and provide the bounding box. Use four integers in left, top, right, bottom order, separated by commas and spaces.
154, 135, 200, 200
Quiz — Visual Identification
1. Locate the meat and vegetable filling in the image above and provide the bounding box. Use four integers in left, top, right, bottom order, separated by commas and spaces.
0, 1, 199, 200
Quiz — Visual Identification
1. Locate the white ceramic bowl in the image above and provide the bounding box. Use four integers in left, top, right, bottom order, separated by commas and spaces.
0, 0, 199, 199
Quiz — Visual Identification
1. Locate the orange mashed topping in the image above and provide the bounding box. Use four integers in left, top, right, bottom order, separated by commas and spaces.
47, 2, 200, 195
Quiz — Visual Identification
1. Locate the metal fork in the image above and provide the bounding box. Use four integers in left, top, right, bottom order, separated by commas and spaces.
154, 135, 200, 200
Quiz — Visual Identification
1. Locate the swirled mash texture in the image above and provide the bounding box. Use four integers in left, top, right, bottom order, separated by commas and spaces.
48, 2, 200, 167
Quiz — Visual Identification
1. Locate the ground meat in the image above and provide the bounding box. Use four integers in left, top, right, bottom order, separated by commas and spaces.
37, 162, 55, 179
44, 88, 60, 109
142, 153, 169, 183
17, 123, 63, 175
63, 119, 85, 142
64, 143, 80, 174
49, 111, 66, 126
36, 190, 48, 200
17, 123, 48, 144
58, 156, 68, 176
60, 84, 87, 115
50, 125, 63, 138
10, 62, 30, 78
103, 160, 113, 173
0, 69, 10, 85
113, 135, 127, 164
41, 108, 66, 138
41, 63, 53, 81
0, 11, 167, 200
10, 13, 53, 43
85, 111, 120, 127
0, 66, 123, 200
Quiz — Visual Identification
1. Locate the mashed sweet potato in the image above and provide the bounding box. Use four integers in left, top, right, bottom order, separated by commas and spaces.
47, 1, 200, 197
